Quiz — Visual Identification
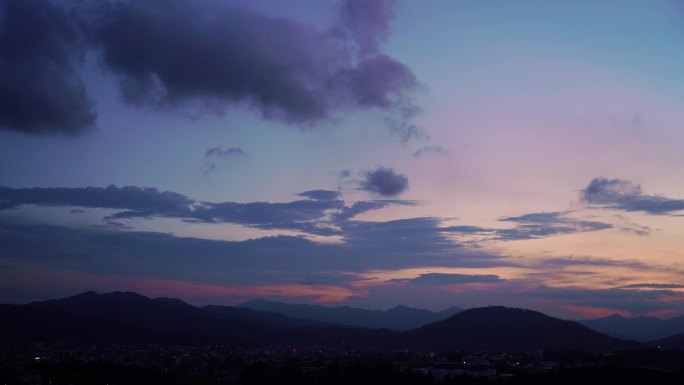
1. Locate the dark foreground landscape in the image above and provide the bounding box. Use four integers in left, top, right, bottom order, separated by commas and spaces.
3, 292, 684, 384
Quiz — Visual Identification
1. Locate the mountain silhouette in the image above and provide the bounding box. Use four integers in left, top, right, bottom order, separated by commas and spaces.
404, 306, 642, 352
0, 292, 644, 352
580, 313, 684, 341
0, 291, 396, 346
650, 333, 684, 350
237, 299, 462, 330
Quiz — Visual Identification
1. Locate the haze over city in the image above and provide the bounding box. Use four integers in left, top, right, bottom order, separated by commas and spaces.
2, 0, 684, 321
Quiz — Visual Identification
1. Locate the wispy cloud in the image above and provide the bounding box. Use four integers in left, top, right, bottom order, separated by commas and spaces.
536, 256, 657, 271
618, 283, 684, 289
0, 185, 415, 236
0, 184, 621, 242
0, 219, 509, 291
205, 146, 245, 158
413, 145, 447, 158
203, 146, 245, 175
525, 285, 684, 315
296, 190, 341, 201
581, 177, 684, 215
496, 211, 612, 240
389, 272, 503, 286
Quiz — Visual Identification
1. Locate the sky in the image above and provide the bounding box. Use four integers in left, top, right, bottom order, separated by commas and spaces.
1, 0, 684, 320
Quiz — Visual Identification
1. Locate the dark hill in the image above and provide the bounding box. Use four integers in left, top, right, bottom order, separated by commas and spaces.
0, 293, 644, 352
3, 291, 261, 344
650, 333, 684, 350
0, 291, 397, 346
404, 306, 643, 352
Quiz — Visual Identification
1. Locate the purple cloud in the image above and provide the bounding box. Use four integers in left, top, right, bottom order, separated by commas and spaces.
336, 0, 394, 56
0, 184, 417, 237
581, 177, 684, 215
359, 167, 409, 197
581, 178, 642, 205
497, 211, 613, 240
296, 190, 341, 201
389, 273, 503, 286
0, 0, 420, 137
0, 185, 193, 215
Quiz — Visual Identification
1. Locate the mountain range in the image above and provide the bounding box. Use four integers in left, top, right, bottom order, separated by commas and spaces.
0, 291, 394, 346
237, 298, 462, 330
0, 291, 653, 352
579, 314, 684, 341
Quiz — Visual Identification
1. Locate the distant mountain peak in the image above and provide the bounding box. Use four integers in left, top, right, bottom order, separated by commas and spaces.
69, 290, 100, 299
388, 305, 414, 311
237, 299, 462, 330
240, 298, 284, 306
459, 305, 530, 315
438, 306, 463, 314
102, 291, 150, 300
154, 297, 193, 307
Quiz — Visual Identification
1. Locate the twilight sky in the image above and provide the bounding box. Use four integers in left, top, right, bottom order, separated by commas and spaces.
1, 0, 684, 319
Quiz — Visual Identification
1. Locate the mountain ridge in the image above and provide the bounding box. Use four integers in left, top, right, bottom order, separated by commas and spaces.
579, 313, 684, 341
0, 291, 648, 352
237, 298, 463, 330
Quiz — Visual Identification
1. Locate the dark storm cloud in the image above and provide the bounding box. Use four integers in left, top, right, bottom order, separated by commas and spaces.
496, 211, 612, 240
0, 0, 419, 137
0, 0, 95, 135
581, 177, 684, 215
389, 272, 503, 286
89, 0, 327, 120
359, 167, 409, 196
87, 0, 419, 131
296, 190, 341, 201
